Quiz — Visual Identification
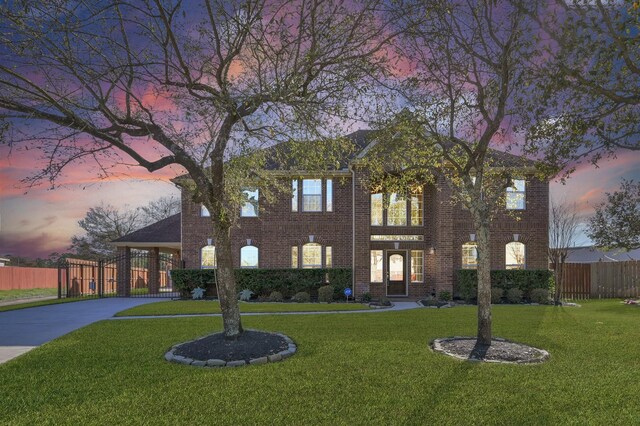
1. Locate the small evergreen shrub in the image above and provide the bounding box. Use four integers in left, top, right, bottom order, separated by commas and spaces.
491, 287, 503, 304
438, 291, 452, 302
292, 291, 310, 303
361, 292, 372, 303
529, 288, 549, 304
238, 289, 254, 301
506, 288, 523, 304
269, 291, 284, 302
318, 285, 334, 303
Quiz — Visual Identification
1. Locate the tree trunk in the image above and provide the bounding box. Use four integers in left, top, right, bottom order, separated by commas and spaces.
212, 222, 244, 339
475, 219, 492, 346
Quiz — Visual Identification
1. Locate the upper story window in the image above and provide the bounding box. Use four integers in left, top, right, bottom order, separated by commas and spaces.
302, 179, 322, 212
241, 189, 259, 217
462, 243, 478, 269
201, 205, 210, 217
291, 178, 333, 213
371, 192, 423, 227
201, 245, 216, 269
506, 242, 525, 269
240, 245, 259, 268
506, 179, 526, 210
292, 180, 298, 212
326, 179, 333, 212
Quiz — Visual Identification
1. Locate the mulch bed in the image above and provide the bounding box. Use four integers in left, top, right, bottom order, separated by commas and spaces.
431, 337, 549, 364
174, 330, 289, 362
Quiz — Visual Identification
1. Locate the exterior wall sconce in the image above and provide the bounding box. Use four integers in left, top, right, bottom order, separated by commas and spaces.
470, 233, 476, 242
394, 242, 400, 249
246, 239, 252, 246
207, 238, 212, 246
513, 234, 520, 242
309, 235, 315, 243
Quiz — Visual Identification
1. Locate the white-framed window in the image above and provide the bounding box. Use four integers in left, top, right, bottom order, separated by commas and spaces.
411, 250, 424, 282
325, 246, 332, 268
291, 246, 298, 268
201, 205, 210, 217
371, 192, 423, 226
371, 193, 383, 226
387, 193, 407, 226
411, 193, 423, 226
506, 179, 526, 210
201, 245, 216, 269
241, 189, 259, 217
292, 180, 298, 212
240, 245, 258, 268
462, 243, 478, 269
370, 250, 383, 282
326, 179, 333, 212
302, 179, 322, 212
302, 243, 322, 268
506, 242, 525, 269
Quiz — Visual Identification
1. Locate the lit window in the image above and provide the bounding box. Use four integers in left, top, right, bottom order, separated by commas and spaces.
292, 180, 298, 212
201, 245, 216, 269
370, 250, 383, 282
387, 193, 407, 226
302, 179, 322, 212
462, 243, 478, 269
411, 250, 424, 282
241, 189, 259, 217
201, 205, 210, 217
326, 179, 333, 212
291, 246, 298, 268
302, 243, 322, 268
411, 193, 423, 226
325, 246, 332, 268
506, 179, 525, 210
371, 193, 383, 226
240, 246, 258, 268
506, 242, 525, 269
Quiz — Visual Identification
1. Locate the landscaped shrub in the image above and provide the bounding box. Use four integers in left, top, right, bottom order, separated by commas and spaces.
292, 291, 310, 303
491, 287, 503, 304
238, 289, 254, 301
457, 269, 553, 303
438, 291, 452, 302
506, 288, 523, 304
171, 268, 352, 299
269, 291, 284, 302
318, 285, 334, 303
529, 288, 549, 304
377, 297, 391, 306
361, 292, 372, 303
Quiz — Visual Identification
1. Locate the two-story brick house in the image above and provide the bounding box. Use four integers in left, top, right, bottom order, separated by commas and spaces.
114, 129, 549, 299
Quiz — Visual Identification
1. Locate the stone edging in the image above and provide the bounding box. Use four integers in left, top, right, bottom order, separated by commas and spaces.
164, 331, 296, 368
430, 336, 550, 364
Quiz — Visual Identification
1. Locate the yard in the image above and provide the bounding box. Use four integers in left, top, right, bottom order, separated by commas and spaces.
0, 300, 638, 424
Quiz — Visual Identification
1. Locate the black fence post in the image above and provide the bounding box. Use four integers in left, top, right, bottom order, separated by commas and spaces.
98, 260, 104, 298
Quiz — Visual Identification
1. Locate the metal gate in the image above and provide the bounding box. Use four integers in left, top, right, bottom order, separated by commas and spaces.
58, 251, 182, 299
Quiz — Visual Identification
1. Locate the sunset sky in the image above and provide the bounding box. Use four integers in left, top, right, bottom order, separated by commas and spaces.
2, 140, 640, 259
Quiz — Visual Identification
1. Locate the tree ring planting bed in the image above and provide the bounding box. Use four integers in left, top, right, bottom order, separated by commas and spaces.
165, 330, 296, 368
430, 337, 549, 364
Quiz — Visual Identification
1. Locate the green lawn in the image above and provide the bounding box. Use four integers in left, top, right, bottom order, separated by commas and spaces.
116, 300, 370, 316
0, 287, 57, 301
1, 300, 639, 424
0, 297, 88, 312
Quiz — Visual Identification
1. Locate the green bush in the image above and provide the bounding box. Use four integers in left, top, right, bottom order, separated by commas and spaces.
529, 288, 549, 304
457, 269, 553, 302
438, 291, 452, 302
269, 291, 284, 302
491, 287, 503, 304
506, 288, 523, 304
361, 292, 372, 303
171, 268, 352, 299
292, 291, 310, 303
318, 285, 334, 303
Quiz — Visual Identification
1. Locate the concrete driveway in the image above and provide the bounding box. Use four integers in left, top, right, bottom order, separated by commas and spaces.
0, 298, 159, 364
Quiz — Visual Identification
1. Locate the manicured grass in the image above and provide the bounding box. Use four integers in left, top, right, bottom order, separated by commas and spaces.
0, 297, 86, 313
1, 300, 639, 424
0, 288, 57, 301
115, 300, 370, 316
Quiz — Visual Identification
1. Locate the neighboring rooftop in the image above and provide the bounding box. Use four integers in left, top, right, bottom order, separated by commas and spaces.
565, 246, 640, 263
112, 214, 181, 249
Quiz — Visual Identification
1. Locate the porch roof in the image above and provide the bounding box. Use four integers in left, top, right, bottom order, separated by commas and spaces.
111, 213, 181, 248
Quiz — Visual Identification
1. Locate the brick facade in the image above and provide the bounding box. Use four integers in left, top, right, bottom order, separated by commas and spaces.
180, 171, 549, 300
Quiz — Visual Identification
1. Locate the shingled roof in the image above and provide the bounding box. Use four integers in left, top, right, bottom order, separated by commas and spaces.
112, 213, 181, 246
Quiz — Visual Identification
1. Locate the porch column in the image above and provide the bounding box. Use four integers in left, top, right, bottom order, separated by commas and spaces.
148, 247, 160, 295
116, 246, 131, 297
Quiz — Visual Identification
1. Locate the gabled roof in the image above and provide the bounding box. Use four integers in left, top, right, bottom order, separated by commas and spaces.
565, 246, 640, 263
112, 213, 181, 246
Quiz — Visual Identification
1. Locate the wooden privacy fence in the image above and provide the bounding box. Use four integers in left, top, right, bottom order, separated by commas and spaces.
558, 261, 640, 299
0, 266, 58, 290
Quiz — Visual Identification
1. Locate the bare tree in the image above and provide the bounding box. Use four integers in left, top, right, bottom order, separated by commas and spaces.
0, 0, 396, 338
364, 0, 546, 345
140, 196, 181, 226
548, 200, 580, 304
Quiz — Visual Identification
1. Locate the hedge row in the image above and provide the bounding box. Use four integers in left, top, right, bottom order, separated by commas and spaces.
457, 269, 554, 303
171, 268, 352, 300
